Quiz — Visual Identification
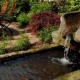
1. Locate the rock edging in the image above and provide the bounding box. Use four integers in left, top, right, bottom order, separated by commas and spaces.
0, 43, 59, 62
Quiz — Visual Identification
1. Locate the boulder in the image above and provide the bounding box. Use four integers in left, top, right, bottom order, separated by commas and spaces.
52, 11, 80, 46
51, 30, 64, 45
59, 11, 80, 43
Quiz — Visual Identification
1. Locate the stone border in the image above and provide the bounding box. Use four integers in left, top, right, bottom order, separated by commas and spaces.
0, 43, 59, 62
54, 70, 80, 80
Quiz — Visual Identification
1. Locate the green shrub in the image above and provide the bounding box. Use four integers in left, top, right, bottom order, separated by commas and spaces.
64, 0, 80, 12
14, 35, 30, 51
38, 27, 57, 43
65, 5, 79, 12
31, 2, 53, 14
17, 12, 28, 25
26, 11, 34, 21
26, 1, 53, 21
28, 0, 37, 6
0, 0, 3, 7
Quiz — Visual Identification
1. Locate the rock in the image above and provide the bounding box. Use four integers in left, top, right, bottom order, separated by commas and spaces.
51, 17, 80, 46
73, 27, 80, 42
54, 70, 80, 80
59, 16, 67, 36
51, 30, 64, 45
59, 13, 80, 42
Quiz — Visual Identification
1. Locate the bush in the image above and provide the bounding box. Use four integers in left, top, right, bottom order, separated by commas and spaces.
28, 0, 37, 6
26, 11, 34, 21
0, 0, 3, 8
29, 11, 60, 34
14, 35, 30, 51
17, 12, 28, 26
25, 2, 53, 22
38, 27, 57, 43
31, 2, 53, 14
63, 0, 80, 12
65, 5, 80, 12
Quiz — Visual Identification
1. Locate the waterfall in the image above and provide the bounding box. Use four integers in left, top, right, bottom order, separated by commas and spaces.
51, 34, 72, 65
58, 35, 72, 65
64, 35, 71, 59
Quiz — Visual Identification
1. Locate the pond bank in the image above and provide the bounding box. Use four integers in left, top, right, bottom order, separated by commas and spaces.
0, 43, 59, 62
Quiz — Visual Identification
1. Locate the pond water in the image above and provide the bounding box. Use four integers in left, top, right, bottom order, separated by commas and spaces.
0, 47, 79, 80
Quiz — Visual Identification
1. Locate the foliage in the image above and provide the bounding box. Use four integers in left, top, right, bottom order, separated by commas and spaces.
0, 0, 80, 19
0, 0, 17, 21
29, 11, 60, 34
64, 0, 80, 12
0, 0, 3, 8
38, 27, 57, 43
14, 35, 30, 51
28, 0, 37, 6
26, 11, 34, 21
17, 12, 28, 25
15, 0, 30, 13
25, 2, 54, 23
0, 0, 57, 21
54, 0, 80, 12
58, 0, 80, 12
51, 2, 59, 13
25, 1, 54, 22
0, 34, 10, 54
31, 2, 53, 14
0, 42, 7, 54
12, 0, 37, 15
4, 0, 30, 21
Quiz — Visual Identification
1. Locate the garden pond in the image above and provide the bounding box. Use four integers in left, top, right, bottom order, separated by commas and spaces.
0, 47, 80, 80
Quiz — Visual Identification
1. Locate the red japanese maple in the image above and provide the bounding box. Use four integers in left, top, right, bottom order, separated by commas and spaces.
29, 11, 60, 34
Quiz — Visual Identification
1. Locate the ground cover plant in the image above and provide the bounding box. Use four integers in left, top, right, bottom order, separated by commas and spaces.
0, 41, 7, 54
14, 35, 31, 51
0, 33, 10, 54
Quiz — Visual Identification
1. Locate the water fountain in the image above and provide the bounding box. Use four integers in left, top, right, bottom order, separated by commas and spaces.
59, 35, 72, 65
51, 36, 71, 65
51, 30, 76, 65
